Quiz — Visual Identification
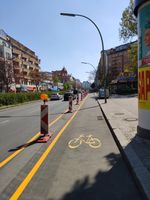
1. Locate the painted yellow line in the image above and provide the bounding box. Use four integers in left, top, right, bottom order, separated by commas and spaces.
10, 95, 88, 200
0, 110, 67, 168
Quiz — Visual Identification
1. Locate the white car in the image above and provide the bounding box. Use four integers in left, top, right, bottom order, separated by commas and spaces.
50, 93, 62, 100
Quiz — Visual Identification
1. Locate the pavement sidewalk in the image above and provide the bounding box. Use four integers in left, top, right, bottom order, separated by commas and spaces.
98, 95, 150, 200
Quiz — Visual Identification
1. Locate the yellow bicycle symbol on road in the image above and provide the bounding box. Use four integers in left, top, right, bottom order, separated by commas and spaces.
68, 134, 101, 149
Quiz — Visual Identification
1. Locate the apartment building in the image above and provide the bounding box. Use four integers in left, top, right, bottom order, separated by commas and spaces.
0, 29, 41, 92
52, 67, 71, 83
97, 41, 137, 92
9, 36, 40, 90
107, 41, 137, 81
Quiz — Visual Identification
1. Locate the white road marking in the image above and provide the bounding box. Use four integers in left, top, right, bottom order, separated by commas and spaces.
0, 120, 9, 124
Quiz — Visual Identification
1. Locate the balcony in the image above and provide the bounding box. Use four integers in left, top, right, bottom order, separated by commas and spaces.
14, 68, 21, 74
13, 48, 21, 55
29, 66, 34, 70
13, 57, 20, 63
22, 61, 28, 66
23, 67, 28, 72
14, 64, 20, 69
23, 71, 28, 76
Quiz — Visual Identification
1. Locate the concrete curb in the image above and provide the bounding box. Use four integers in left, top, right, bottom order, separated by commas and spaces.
113, 129, 150, 200
98, 100, 150, 200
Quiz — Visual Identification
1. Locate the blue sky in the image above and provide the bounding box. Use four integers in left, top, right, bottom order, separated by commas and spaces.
0, 0, 131, 82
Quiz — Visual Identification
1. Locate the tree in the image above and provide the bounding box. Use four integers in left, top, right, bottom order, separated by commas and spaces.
119, 0, 137, 42
127, 43, 138, 76
63, 82, 71, 91
87, 70, 96, 82
52, 76, 60, 86
0, 60, 14, 92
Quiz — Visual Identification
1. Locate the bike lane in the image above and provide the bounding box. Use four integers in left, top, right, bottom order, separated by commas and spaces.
9, 94, 142, 200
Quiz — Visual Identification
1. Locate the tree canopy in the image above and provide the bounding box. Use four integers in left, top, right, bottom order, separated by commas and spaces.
119, 0, 137, 42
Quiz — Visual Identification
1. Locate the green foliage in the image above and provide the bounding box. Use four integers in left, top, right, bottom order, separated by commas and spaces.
53, 76, 60, 84
119, 0, 137, 41
63, 82, 71, 90
128, 43, 138, 73
0, 92, 42, 107
123, 42, 138, 74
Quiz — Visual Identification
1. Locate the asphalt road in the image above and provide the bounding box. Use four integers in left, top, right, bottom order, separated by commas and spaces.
0, 99, 68, 161
0, 94, 143, 200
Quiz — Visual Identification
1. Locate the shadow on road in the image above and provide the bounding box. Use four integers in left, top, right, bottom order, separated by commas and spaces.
8, 134, 45, 152
111, 94, 138, 99
47, 152, 142, 200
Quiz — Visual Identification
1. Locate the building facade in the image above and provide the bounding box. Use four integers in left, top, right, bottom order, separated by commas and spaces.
9, 35, 40, 90
52, 67, 71, 84
0, 29, 14, 92
97, 41, 137, 93
0, 29, 41, 92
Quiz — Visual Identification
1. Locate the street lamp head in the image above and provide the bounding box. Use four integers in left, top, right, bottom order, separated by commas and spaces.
60, 13, 76, 17
81, 62, 88, 64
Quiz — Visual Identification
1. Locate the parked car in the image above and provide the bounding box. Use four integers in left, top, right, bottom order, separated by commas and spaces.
64, 92, 76, 101
50, 93, 62, 100
98, 88, 109, 99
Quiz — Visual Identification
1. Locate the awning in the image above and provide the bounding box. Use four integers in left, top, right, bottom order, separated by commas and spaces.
27, 86, 36, 91
110, 80, 118, 84
16, 84, 21, 88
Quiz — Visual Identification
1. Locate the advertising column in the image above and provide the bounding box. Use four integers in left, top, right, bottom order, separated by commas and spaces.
134, 0, 150, 138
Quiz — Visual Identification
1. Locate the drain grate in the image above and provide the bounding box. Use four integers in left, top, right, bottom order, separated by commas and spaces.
124, 117, 138, 122
115, 113, 124, 115
97, 116, 103, 120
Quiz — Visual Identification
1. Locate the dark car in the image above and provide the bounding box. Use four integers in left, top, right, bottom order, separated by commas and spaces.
64, 92, 75, 101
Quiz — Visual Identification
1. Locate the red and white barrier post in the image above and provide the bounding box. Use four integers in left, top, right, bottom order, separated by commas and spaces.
37, 94, 52, 143
68, 96, 73, 113
81, 92, 83, 101
76, 93, 79, 105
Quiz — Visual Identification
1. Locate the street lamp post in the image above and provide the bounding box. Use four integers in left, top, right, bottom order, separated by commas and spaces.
81, 62, 97, 72
60, 12, 107, 103
81, 61, 97, 89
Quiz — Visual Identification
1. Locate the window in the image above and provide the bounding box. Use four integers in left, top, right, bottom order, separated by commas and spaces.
6, 52, 11, 59
0, 49, 3, 57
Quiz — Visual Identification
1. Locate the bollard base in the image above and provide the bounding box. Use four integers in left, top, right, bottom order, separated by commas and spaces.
137, 126, 150, 140
37, 133, 52, 143
67, 110, 73, 113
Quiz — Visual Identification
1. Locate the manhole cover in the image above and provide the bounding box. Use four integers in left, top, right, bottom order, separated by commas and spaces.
97, 116, 103, 120
115, 113, 124, 115
124, 118, 138, 122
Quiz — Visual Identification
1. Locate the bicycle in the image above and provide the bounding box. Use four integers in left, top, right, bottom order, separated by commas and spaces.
68, 134, 101, 149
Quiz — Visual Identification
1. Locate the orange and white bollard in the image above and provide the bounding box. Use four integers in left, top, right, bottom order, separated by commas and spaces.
81, 92, 83, 101
68, 96, 73, 113
37, 94, 52, 143
76, 93, 79, 105
83, 91, 85, 98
